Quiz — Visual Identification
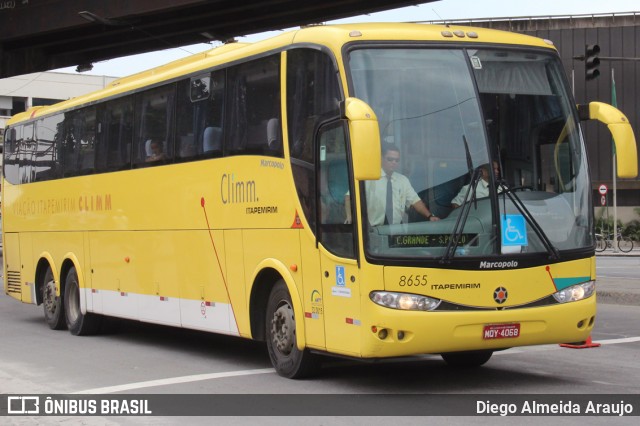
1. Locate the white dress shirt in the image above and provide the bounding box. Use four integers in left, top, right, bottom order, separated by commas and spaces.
365, 170, 420, 226
450, 179, 492, 207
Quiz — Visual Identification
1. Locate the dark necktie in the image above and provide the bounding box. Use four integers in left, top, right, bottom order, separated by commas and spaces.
385, 175, 393, 225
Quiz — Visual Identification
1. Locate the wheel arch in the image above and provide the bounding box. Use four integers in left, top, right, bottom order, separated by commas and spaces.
248, 259, 306, 349
35, 253, 58, 305
60, 253, 86, 315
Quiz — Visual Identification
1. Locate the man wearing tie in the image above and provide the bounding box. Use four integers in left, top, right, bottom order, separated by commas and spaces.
365, 144, 439, 226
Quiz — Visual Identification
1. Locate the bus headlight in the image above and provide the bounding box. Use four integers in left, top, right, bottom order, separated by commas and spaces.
552, 281, 595, 303
370, 291, 441, 311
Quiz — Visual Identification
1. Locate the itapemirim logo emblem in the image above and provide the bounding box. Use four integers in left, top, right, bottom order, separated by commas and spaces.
493, 287, 508, 304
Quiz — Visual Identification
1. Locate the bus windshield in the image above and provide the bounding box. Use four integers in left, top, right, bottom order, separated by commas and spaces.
348, 46, 592, 260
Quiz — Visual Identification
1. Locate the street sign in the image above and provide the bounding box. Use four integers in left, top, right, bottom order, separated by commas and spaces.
600, 195, 607, 206
598, 184, 608, 195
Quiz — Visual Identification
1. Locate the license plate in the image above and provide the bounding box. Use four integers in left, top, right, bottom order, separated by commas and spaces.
483, 323, 520, 340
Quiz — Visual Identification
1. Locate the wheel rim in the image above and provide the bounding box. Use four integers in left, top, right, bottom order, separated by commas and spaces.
43, 279, 57, 317
66, 278, 80, 325
270, 301, 295, 355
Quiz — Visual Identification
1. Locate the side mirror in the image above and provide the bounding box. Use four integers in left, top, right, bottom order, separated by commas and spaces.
343, 98, 381, 181
579, 102, 638, 178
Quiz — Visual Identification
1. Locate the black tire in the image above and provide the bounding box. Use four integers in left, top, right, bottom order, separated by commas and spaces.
63, 266, 102, 336
617, 237, 634, 253
441, 350, 493, 368
42, 266, 66, 330
595, 235, 606, 252
265, 280, 320, 379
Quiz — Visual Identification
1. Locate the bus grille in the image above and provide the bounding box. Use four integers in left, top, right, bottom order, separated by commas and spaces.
6, 271, 22, 295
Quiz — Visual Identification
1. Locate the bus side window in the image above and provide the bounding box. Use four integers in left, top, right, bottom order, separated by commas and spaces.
4, 126, 20, 185
176, 78, 199, 160
99, 97, 133, 172
61, 107, 97, 177
176, 70, 225, 161
226, 55, 282, 157
80, 108, 97, 174
134, 85, 175, 167
34, 114, 64, 181
20, 123, 35, 183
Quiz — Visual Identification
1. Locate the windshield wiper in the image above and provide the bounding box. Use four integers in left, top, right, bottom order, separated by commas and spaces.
441, 166, 483, 263
497, 182, 560, 261
441, 136, 482, 263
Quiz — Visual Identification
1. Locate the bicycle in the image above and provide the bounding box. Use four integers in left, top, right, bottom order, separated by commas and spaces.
595, 231, 634, 253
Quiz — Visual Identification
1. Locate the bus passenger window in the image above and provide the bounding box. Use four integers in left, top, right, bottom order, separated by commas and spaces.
35, 114, 64, 181
19, 123, 35, 183
175, 70, 224, 161
226, 55, 282, 157
98, 98, 133, 172
134, 85, 175, 166
3, 126, 19, 185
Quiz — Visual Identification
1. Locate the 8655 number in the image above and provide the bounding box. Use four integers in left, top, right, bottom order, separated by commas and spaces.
399, 275, 428, 286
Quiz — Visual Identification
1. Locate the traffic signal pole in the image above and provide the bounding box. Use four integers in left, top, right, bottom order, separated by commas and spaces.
611, 68, 618, 253
573, 45, 637, 252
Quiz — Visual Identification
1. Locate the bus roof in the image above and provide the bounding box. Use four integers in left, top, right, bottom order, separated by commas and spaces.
7, 22, 556, 126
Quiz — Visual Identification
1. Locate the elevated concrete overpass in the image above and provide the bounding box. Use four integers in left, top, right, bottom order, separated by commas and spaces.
0, 0, 434, 78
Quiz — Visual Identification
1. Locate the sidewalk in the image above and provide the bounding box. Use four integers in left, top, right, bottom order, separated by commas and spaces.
596, 246, 640, 306
595, 246, 640, 257
596, 277, 640, 306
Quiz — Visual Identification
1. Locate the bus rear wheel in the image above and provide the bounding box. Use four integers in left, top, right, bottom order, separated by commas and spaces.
63, 266, 102, 336
265, 280, 320, 379
42, 266, 66, 330
441, 350, 493, 368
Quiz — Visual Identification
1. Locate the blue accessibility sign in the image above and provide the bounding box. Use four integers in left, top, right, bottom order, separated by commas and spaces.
501, 214, 528, 246
335, 266, 346, 287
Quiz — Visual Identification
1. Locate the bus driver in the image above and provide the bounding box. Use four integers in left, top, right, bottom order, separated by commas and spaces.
345, 144, 439, 225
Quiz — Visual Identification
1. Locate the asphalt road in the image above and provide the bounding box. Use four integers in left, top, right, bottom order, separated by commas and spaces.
596, 255, 640, 280
1, 256, 639, 425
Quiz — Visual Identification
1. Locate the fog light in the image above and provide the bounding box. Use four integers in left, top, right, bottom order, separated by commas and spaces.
397, 331, 405, 341
378, 329, 388, 340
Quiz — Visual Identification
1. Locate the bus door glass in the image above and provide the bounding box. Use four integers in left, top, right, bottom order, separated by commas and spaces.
316, 120, 360, 355
287, 48, 354, 352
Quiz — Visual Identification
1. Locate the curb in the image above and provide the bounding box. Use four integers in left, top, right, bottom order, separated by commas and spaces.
596, 252, 640, 257
597, 291, 640, 306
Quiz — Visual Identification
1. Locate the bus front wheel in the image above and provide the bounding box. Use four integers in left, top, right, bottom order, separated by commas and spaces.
42, 266, 66, 330
63, 266, 102, 336
441, 350, 493, 368
265, 280, 320, 379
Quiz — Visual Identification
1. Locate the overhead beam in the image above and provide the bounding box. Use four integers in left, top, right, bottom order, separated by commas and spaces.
0, 0, 434, 78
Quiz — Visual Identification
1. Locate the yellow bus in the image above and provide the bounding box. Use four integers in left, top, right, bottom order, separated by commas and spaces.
3, 23, 637, 378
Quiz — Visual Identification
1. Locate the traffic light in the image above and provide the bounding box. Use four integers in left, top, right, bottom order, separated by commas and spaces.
585, 44, 600, 81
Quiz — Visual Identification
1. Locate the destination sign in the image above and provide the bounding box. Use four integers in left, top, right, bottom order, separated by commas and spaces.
389, 233, 478, 248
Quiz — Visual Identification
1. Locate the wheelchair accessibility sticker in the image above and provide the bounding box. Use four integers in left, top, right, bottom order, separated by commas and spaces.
332, 265, 351, 298
501, 214, 528, 246
335, 266, 345, 287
